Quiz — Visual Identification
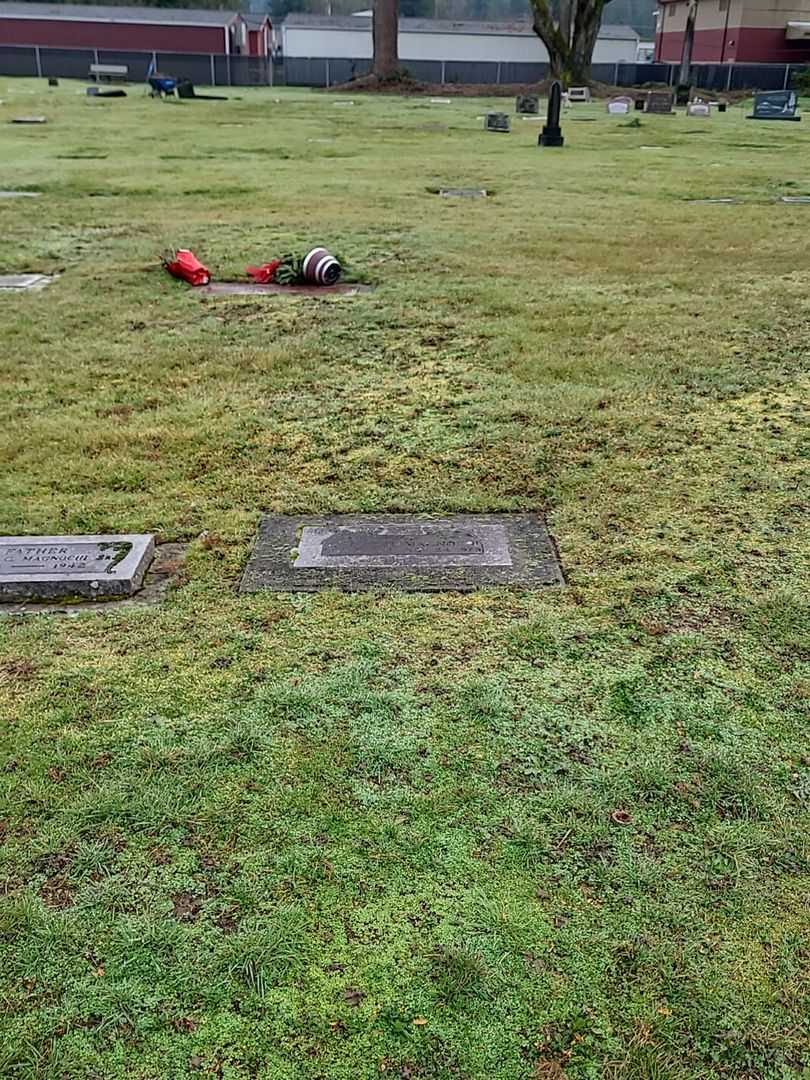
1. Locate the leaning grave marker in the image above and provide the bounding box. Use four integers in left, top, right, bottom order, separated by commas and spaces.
0, 534, 155, 602
240, 514, 564, 593
748, 91, 800, 121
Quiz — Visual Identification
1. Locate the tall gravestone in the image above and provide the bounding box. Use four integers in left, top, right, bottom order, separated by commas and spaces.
539, 81, 564, 147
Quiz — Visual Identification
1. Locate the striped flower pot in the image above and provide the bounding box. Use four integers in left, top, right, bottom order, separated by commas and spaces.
302, 247, 342, 287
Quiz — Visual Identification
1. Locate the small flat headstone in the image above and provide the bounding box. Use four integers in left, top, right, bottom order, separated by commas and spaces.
568, 86, 591, 103
240, 514, 564, 593
686, 101, 711, 117
11, 116, 47, 124
439, 188, 487, 198
516, 94, 539, 115
607, 97, 632, 115
430, 98, 451, 104
200, 282, 372, 297
0, 534, 155, 602
0, 190, 40, 198
780, 195, 810, 203
0, 274, 53, 291
687, 196, 738, 203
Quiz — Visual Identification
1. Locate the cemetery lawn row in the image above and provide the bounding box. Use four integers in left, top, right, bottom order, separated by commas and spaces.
0, 82, 808, 1079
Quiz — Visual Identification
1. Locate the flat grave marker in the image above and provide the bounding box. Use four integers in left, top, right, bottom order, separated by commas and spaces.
439, 188, 488, 198
200, 282, 372, 298
11, 116, 47, 124
0, 190, 41, 198
780, 195, 810, 203
0, 534, 155, 602
0, 274, 53, 291
687, 101, 711, 117
240, 514, 564, 593
568, 86, 591, 102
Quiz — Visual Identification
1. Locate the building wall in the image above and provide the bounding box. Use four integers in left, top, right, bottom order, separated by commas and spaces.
0, 17, 227, 53
282, 26, 638, 64
655, 0, 810, 60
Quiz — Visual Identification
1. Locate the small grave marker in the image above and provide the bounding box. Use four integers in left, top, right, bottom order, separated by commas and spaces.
11, 116, 47, 124
0, 534, 155, 602
516, 94, 539, 114
0, 274, 53, 291
568, 86, 591, 102
781, 195, 810, 203
748, 90, 800, 121
644, 91, 674, 115
675, 83, 691, 106
607, 96, 633, 114
0, 190, 40, 198
439, 188, 487, 198
687, 101, 711, 117
241, 514, 564, 592
200, 282, 372, 298
485, 112, 510, 132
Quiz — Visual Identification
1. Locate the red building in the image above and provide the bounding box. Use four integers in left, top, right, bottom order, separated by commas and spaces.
655, 0, 810, 63
0, 2, 251, 55
244, 12, 271, 57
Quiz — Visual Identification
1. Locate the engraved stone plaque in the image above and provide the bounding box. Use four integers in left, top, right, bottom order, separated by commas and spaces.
241, 515, 563, 592
0, 274, 53, 291
0, 534, 155, 601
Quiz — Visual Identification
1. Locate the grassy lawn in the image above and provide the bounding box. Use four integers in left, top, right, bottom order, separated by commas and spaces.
0, 79, 809, 1079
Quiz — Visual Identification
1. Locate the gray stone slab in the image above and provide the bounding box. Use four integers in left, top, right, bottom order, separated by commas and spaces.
0, 274, 53, 291
440, 188, 488, 198
781, 195, 810, 203
0, 534, 155, 602
240, 514, 563, 593
200, 282, 372, 298
0, 190, 40, 198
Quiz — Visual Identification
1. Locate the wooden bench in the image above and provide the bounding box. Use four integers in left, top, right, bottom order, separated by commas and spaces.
89, 63, 128, 83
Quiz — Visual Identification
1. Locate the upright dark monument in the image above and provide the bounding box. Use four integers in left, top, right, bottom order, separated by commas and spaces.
748, 90, 800, 121
539, 81, 564, 147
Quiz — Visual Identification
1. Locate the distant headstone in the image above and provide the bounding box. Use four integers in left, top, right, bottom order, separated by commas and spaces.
11, 116, 47, 124
240, 515, 564, 593
539, 80, 564, 147
485, 112, 510, 132
0, 190, 40, 198
748, 90, 800, 121
781, 195, 810, 203
430, 97, 451, 104
717, 102, 728, 113
439, 188, 487, 198
675, 83, 691, 106
0, 274, 52, 291
607, 96, 633, 114
568, 86, 591, 102
687, 101, 711, 117
48, 78, 58, 87
645, 91, 674, 114
516, 94, 539, 114
634, 97, 645, 111
0, 534, 155, 602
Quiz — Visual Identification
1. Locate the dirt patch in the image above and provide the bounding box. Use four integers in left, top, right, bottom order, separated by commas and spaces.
172, 891, 204, 922
0, 659, 37, 682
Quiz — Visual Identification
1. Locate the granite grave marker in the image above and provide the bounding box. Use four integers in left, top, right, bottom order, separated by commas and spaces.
645, 91, 674, 114
748, 91, 800, 121
485, 112, 510, 132
516, 94, 539, 115
0, 534, 155, 602
240, 514, 564, 592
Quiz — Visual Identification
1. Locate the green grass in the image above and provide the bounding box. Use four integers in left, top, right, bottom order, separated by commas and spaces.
0, 80, 809, 1079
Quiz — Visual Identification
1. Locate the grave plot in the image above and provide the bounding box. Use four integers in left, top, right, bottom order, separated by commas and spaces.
0, 534, 155, 603
439, 188, 488, 198
200, 282, 373, 298
240, 514, 564, 593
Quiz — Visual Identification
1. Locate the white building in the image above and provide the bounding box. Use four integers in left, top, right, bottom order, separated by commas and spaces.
282, 14, 641, 80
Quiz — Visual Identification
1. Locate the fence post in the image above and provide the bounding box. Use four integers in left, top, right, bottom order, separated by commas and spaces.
210, 54, 215, 86
726, 64, 733, 91
614, 61, 619, 85
441, 59, 446, 83
34, 45, 42, 78
325, 58, 330, 87
226, 52, 231, 86
783, 63, 790, 89
496, 61, 501, 84
93, 47, 99, 65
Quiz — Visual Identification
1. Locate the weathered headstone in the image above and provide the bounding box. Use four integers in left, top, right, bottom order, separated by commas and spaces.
240, 514, 564, 593
634, 97, 645, 111
0, 274, 53, 291
0, 534, 155, 602
11, 116, 47, 124
439, 188, 487, 198
516, 94, 539, 115
568, 86, 591, 102
687, 101, 711, 117
645, 91, 674, 114
485, 112, 510, 133
539, 80, 564, 147
748, 90, 800, 121
607, 96, 633, 114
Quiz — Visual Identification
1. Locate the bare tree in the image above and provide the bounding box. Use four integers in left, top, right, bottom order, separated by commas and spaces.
529, 0, 613, 83
373, 0, 400, 80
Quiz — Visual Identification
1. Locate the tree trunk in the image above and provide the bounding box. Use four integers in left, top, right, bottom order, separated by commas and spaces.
373, 0, 400, 81
530, 0, 611, 84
